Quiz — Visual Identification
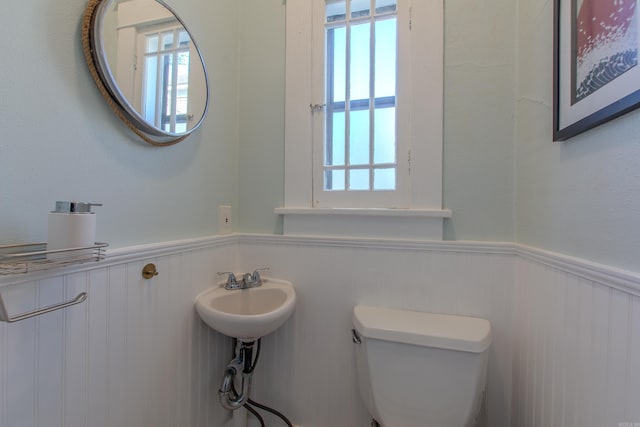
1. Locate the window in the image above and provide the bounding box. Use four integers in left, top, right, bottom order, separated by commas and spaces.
280, 0, 448, 239
323, 0, 398, 194
314, 0, 407, 208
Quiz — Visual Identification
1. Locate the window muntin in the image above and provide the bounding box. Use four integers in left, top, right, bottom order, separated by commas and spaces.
324, 0, 398, 193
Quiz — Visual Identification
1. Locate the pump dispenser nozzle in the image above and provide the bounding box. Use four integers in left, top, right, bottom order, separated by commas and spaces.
53, 201, 102, 214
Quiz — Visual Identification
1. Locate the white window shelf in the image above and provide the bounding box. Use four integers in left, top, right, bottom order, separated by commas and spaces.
275, 207, 451, 240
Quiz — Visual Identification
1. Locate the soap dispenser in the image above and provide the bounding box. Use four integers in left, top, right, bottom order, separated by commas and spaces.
47, 201, 102, 259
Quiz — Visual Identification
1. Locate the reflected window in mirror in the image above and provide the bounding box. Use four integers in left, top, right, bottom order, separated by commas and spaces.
139, 25, 191, 133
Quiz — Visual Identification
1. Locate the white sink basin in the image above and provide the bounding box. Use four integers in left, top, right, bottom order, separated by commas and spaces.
194, 278, 296, 342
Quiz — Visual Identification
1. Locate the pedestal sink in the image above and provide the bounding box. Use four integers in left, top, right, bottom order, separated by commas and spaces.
194, 278, 296, 342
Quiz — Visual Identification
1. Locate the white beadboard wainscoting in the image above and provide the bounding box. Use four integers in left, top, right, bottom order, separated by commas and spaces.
512, 246, 640, 427
0, 237, 238, 427
235, 235, 516, 427
1, 234, 639, 427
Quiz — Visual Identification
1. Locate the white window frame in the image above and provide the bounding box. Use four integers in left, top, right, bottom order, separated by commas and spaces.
279, 0, 450, 239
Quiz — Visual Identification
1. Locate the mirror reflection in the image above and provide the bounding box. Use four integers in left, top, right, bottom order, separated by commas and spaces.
91, 0, 209, 144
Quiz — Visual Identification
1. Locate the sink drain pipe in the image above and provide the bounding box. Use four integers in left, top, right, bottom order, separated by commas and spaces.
218, 339, 294, 427
219, 340, 256, 410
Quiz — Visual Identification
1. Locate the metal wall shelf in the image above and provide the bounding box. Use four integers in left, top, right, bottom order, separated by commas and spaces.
0, 242, 108, 275
0, 242, 108, 322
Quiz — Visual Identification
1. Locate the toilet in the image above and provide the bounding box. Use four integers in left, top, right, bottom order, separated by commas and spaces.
352, 305, 492, 427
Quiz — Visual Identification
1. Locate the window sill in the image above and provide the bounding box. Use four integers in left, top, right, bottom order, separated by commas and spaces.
274, 208, 452, 240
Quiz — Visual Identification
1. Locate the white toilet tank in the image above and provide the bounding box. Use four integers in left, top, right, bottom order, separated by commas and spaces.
352, 305, 491, 427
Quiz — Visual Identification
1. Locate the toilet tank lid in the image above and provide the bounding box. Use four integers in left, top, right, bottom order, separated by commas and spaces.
353, 305, 491, 353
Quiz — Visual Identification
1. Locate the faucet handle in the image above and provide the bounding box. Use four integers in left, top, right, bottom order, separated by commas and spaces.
217, 271, 239, 289
251, 267, 270, 284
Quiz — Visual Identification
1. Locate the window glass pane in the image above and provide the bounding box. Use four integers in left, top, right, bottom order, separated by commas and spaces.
375, 0, 396, 14
176, 83, 189, 116
325, 169, 345, 190
162, 54, 173, 115
177, 52, 190, 81
178, 30, 190, 47
374, 168, 395, 190
351, 0, 371, 18
374, 107, 395, 164
146, 35, 159, 53
350, 22, 370, 101
175, 122, 187, 133
161, 31, 174, 50
177, 52, 190, 119
326, 0, 346, 22
375, 18, 396, 98
349, 109, 370, 165
328, 112, 346, 166
144, 56, 158, 123
330, 27, 346, 103
349, 169, 370, 190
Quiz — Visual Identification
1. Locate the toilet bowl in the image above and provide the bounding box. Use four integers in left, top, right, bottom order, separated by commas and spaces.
352, 305, 491, 427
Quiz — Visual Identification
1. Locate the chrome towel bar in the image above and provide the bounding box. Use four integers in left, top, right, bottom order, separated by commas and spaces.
0, 291, 87, 323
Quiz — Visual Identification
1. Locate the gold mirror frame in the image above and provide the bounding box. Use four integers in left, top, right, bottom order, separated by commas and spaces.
81, 0, 209, 146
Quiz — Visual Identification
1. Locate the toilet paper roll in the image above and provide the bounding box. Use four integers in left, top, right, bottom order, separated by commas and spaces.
47, 212, 96, 260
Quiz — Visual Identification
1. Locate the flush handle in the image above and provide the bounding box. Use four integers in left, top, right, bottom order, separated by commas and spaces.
352, 329, 362, 344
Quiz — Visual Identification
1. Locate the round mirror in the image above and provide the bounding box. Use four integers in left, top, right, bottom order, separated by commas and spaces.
82, 0, 209, 146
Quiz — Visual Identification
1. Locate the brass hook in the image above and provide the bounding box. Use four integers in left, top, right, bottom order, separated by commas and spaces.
142, 263, 159, 279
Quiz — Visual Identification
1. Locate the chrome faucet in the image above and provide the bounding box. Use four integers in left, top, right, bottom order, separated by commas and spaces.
218, 268, 269, 290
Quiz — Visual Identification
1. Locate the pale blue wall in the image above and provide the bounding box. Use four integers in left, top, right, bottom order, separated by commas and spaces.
442, 0, 516, 242
0, 0, 239, 249
234, 0, 519, 241
236, 0, 285, 234
0, 0, 517, 246
2, 0, 639, 273
516, 0, 640, 271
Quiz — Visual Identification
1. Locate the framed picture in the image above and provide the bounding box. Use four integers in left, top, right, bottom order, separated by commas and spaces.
553, 0, 640, 141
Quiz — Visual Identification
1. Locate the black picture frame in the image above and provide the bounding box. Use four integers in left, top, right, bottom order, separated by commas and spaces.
553, 0, 640, 141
